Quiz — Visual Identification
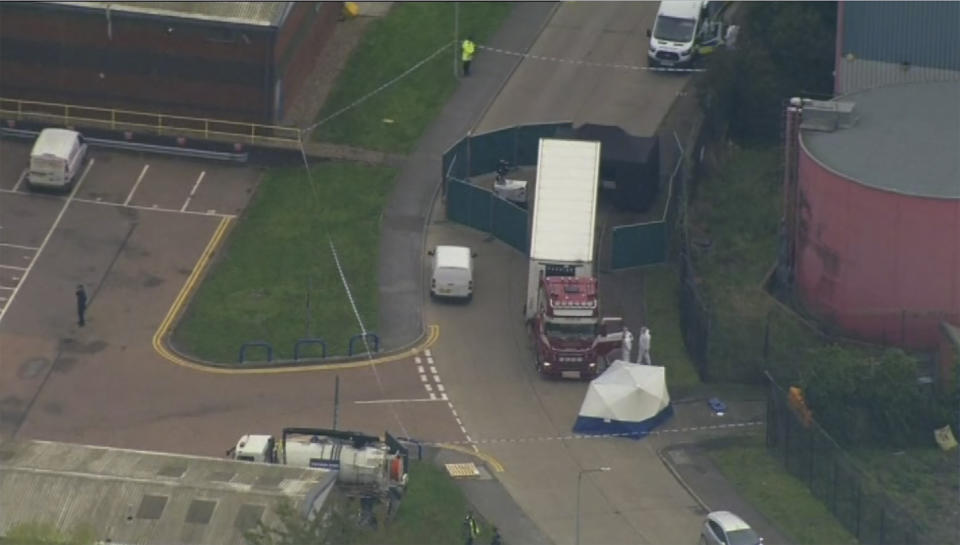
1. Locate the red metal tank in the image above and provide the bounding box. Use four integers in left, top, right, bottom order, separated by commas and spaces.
794, 81, 960, 348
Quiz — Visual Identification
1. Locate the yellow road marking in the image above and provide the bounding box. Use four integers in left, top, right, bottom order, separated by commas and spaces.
436, 443, 505, 473
152, 216, 439, 374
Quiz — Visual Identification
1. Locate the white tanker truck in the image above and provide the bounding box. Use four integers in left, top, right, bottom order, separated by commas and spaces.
228, 427, 408, 493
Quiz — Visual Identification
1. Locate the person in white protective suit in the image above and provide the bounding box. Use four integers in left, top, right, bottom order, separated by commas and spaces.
621, 327, 634, 363
638, 326, 652, 364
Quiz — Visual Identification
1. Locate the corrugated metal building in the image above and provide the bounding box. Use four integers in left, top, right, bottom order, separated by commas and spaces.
793, 80, 960, 349
0, 439, 335, 545
0, 1, 343, 123
835, 1, 960, 94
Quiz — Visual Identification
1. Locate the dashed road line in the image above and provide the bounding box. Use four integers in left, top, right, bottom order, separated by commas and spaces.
354, 398, 443, 405
181, 170, 206, 212
0, 158, 94, 326
124, 164, 149, 206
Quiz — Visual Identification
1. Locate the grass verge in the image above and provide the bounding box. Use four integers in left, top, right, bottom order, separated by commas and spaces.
174, 163, 397, 362
313, 2, 513, 153
642, 265, 701, 393
708, 434, 857, 545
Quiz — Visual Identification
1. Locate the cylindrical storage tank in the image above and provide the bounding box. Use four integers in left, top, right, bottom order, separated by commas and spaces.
795, 81, 960, 349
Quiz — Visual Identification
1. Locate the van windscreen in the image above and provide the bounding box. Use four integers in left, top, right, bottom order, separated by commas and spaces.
654, 16, 696, 42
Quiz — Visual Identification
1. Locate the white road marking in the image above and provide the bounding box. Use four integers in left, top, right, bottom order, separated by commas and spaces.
441, 393, 448, 400
414, 356, 422, 364
124, 164, 149, 206
430, 393, 437, 400
425, 349, 432, 357
0, 264, 27, 271
436, 383, 445, 392
424, 383, 433, 392
426, 356, 434, 365
181, 170, 206, 212
354, 398, 444, 405
417, 365, 424, 373
72, 196, 236, 218
0, 243, 39, 251
430, 366, 437, 374
12, 169, 27, 192
0, 286, 15, 291
151, 204, 158, 208
419, 374, 428, 382
0, 158, 94, 325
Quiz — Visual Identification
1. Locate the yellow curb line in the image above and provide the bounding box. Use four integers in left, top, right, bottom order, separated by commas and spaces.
436, 443, 505, 473
152, 216, 440, 374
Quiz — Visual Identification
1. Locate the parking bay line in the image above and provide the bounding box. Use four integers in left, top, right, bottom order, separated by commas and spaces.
124, 164, 149, 206
181, 170, 206, 212
0, 243, 39, 251
0, 264, 27, 271
11, 169, 27, 192
354, 398, 446, 405
0, 158, 95, 325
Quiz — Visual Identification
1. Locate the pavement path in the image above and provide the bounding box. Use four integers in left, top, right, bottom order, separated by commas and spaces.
376, 2, 559, 351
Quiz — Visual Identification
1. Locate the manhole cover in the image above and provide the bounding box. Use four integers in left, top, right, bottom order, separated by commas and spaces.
444, 463, 480, 478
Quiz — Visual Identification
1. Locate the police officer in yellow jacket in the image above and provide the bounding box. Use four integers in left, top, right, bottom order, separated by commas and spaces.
462, 36, 476, 76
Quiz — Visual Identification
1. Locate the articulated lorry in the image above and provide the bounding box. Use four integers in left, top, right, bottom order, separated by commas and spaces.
525, 138, 625, 379
229, 427, 408, 494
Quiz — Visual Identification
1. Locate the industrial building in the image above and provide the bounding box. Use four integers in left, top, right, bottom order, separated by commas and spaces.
0, 439, 335, 545
789, 80, 959, 349
0, 1, 342, 123
835, 1, 960, 95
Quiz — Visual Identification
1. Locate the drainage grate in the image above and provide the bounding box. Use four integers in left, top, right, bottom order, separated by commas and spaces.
235, 504, 265, 531
135, 495, 168, 520
444, 463, 480, 478
157, 464, 187, 478
207, 470, 235, 482
185, 499, 217, 525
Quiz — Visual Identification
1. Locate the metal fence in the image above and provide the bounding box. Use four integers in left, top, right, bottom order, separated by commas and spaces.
765, 373, 926, 545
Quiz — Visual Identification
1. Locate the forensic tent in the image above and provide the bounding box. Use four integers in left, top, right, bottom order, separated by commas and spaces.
573, 360, 673, 438
555, 123, 660, 212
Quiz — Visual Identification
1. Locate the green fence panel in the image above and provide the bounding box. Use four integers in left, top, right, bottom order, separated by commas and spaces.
468, 127, 516, 176
491, 196, 529, 254
447, 179, 491, 232
442, 137, 469, 181
611, 222, 668, 269
515, 122, 572, 166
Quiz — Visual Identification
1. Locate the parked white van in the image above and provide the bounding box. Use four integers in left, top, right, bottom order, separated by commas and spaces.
429, 245, 475, 301
647, 0, 709, 68
28, 128, 88, 191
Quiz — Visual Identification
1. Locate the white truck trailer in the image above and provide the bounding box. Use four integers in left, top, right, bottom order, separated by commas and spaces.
525, 138, 602, 319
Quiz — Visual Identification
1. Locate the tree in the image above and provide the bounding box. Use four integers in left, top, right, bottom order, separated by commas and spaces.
2, 522, 96, 545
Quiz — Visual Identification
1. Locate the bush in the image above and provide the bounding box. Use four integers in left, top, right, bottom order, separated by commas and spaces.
700, 2, 836, 144
799, 346, 946, 447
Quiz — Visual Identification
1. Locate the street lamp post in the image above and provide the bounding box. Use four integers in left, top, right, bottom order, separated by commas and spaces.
576, 466, 611, 545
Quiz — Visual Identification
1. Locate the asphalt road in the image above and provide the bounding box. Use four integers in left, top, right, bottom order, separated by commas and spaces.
422, 3, 741, 544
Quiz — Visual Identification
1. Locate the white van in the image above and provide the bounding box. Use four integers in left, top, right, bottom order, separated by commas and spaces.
429, 245, 475, 301
647, 0, 710, 68
28, 128, 88, 191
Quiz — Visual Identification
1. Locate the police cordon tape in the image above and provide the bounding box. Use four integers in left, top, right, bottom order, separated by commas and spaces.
476, 44, 707, 73
404, 420, 762, 448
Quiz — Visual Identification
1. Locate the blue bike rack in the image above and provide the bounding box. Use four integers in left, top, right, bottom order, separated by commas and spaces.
348, 332, 380, 356
294, 338, 327, 361
238, 341, 273, 363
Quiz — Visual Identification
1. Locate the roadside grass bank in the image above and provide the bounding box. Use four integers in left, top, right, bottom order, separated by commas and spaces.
708, 433, 857, 545
642, 265, 701, 394
174, 164, 397, 362
312, 2, 513, 153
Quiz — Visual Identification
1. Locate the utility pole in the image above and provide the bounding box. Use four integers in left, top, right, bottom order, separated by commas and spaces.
453, 2, 460, 77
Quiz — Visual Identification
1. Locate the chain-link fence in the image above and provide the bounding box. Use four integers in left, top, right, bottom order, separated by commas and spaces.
765, 373, 928, 545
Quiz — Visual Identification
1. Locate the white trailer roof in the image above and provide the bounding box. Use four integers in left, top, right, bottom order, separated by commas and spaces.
529, 138, 601, 263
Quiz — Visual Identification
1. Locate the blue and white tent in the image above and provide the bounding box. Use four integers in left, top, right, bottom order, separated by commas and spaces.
573, 360, 673, 438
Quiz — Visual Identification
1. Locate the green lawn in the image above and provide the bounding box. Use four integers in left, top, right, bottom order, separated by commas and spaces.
312, 2, 513, 152
356, 461, 494, 545
174, 164, 396, 363
709, 434, 858, 545
642, 265, 701, 393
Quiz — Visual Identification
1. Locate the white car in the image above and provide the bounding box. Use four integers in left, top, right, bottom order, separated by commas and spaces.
700, 511, 763, 545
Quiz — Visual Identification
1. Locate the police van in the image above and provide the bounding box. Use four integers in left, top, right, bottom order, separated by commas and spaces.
646, 0, 723, 68
28, 128, 88, 191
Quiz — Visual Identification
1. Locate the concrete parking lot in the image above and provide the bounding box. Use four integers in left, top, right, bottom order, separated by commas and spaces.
0, 138, 464, 458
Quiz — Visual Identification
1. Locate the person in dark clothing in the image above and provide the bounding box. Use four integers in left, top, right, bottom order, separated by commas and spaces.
491, 526, 502, 545
463, 511, 479, 545
75, 284, 87, 327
